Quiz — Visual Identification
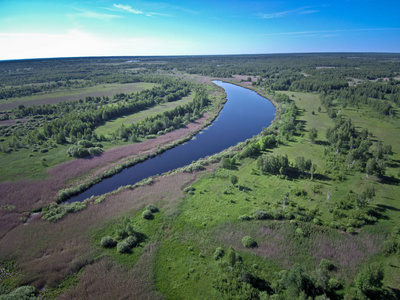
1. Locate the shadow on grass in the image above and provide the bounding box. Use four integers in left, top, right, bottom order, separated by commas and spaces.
386, 160, 400, 168
315, 140, 330, 146
388, 288, 400, 300
376, 204, 400, 212
379, 175, 400, 186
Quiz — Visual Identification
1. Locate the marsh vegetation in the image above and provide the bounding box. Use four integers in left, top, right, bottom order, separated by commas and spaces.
0, 54, 399, 299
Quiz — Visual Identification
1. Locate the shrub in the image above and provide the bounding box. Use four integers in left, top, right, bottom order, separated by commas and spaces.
146, 204, 159, 213
78, 140, 95, 148
88, 147, 103, 156
319, 259, 335, 271
328, 278, 342, 290
67, 145, 89, 158
295, 228, 305, 236
313, 218, 322, 225
346, 227, 355, 234
0, 285, 37, 299
242, 236, 257, 248
142, 209, 154, 220
184, 186, 196, 194
100, 236, 117, 248
117, 241, 131, 254
382, 240, 398, 256
251, 210, 271, 220
125, 236, 139, 248
239, 215, 252, 221
213, 247, 224, 260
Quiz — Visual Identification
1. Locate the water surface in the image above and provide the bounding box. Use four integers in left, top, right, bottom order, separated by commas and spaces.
68, 81, 275, 203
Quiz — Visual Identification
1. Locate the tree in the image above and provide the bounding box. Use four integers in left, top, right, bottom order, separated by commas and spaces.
230, 175, 238, 186
309, 128, 318, 144
355, 263, 384, 297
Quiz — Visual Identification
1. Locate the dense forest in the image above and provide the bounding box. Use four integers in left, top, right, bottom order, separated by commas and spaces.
0, 54, 399, 299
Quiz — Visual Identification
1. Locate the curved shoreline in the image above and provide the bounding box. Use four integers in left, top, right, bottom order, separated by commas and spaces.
65, 81, 276, 203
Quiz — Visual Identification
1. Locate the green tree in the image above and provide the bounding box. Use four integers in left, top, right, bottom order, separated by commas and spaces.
230, 174, 238, 186
309, 128, 318, 144
355, 263, 384, 297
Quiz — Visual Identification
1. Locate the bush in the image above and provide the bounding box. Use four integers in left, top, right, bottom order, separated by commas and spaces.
239, 215, 252, 221
117, 241, 131, 254
328, 278, 342, 290
100, 236, 117, 248
142, 209, 154, 220
0, 285, 37, 299
242, 236, 257, 248
251, 210, 271, 220
88, 147, 103, 156
184, 186, 196, 194
125, 236, 139, 248
146, 204, 159, 213
78, 140, 95, 148
382, 240, 398, 256
67, 145, 89, 158
319, 259, 335, 271
313, 218, 322, 225
346, 227, 355, 234
214, 247, 225, 260
295, 228, 305, 236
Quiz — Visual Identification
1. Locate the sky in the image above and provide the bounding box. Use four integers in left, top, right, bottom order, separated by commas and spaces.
0, 0, 399, 60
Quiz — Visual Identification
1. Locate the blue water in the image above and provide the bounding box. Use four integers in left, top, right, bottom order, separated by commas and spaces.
68, 81, 275, 203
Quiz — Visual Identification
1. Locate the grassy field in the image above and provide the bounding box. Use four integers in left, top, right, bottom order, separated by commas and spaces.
0, 93, 199, 182
95, 93, 195, 137
0, 82, 157, 111
150, 88, 400, 298
1, 82, 399, 298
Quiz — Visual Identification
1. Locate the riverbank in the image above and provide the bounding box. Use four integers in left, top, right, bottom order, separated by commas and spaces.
0, 112, 214, 236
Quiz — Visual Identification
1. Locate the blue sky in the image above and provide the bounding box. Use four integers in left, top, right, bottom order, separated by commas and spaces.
0, 0, 399, 60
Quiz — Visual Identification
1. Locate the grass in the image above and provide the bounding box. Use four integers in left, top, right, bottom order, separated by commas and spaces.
152, 87, 400, 298
1, 81, 399, 298
0, 144, 73, 181
0, 82, 157, 110
95, 93, 195, 137
91, 207, 164, 267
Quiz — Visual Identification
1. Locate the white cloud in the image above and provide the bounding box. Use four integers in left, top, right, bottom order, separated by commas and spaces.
113, 4, 143, 14
299, 10, 319, 15
68, 9, 122, 21
0, 30, 196, 60
259, 6, 319, 19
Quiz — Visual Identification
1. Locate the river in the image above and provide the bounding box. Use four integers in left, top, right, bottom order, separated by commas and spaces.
68, 81, 276, 203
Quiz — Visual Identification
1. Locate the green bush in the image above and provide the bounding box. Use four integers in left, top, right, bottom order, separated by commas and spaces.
319, 259, 335, 271
0, 285, 37, 300
88, 147, 103, 156
67, 145, 89, 158
184, 186, 196, 194
382, 240, 398, 256
78, 140, 95, 148
239, 215, 252, 221
142, 209, 154, 220
251, 210, 271, 220
100, 236, 117, 248
117, 241, 131, 254
242, 236, 257, 248
125, 236, 138, 248
295, 228, 305, 236
328, 278, 342, 290
213, 247, 225, 260
145, 204, 159, 213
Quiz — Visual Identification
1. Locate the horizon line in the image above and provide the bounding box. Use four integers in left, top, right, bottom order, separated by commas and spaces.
2, 51, 400, 62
